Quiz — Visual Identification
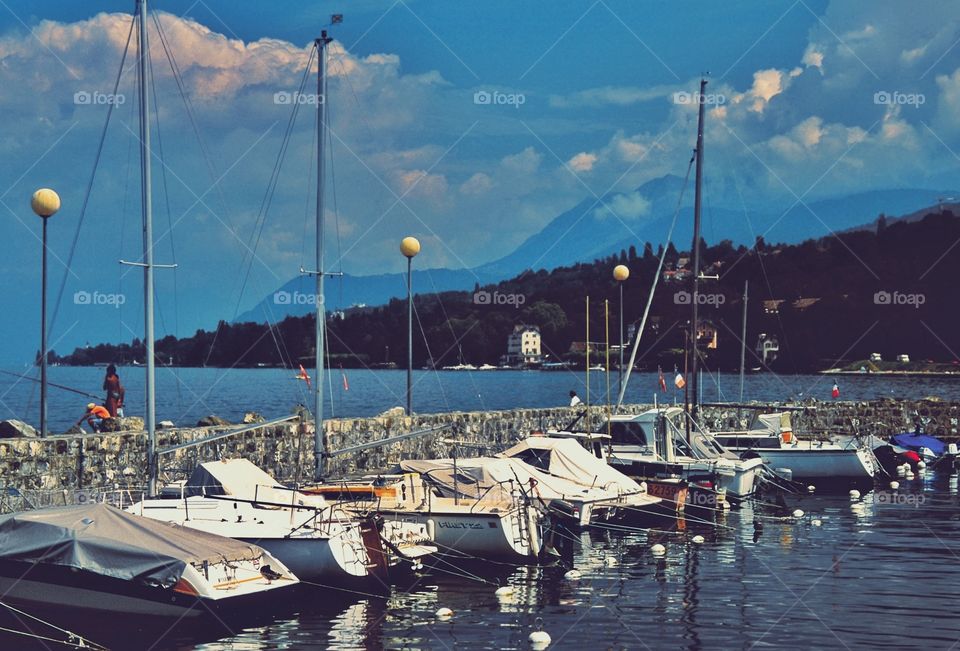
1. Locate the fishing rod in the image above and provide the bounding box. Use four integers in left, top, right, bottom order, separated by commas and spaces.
0, 369, 103, 401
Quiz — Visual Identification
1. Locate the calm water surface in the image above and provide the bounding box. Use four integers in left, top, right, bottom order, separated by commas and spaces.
2, 366, 957, 432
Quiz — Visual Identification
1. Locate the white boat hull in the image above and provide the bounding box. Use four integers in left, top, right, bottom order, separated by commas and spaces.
381, 509, 541, 561
745, 447, 876, 481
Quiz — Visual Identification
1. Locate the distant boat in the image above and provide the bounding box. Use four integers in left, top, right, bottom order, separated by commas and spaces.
0, 503, 298, 619
477, 363, 497, 371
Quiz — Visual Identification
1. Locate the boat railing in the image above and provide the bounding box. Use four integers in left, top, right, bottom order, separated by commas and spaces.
0, 486, 149, 513
468, 479, 522, 514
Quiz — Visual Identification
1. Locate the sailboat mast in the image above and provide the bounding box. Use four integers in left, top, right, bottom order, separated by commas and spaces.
137, 0, 157, 496
739, 279, 748, 403
314, 31, 332, 482
689, 77, 707, 421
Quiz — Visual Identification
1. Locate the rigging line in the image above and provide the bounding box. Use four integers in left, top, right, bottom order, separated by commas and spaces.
47, 13, 136, 341
616, 153, 696, 409
412, 298, 450, 410
427, 271, 487, 411
299, 104, 318, 272
208, 46, 317, 370
118, 84, 137, 346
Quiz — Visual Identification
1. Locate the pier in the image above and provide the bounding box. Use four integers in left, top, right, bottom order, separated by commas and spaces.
1, 398, 956, 505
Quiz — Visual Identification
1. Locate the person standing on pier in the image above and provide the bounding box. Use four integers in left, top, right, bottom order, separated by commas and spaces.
569, 390, 582, 407
831, 382, 840, 399
103, 364, 125, 417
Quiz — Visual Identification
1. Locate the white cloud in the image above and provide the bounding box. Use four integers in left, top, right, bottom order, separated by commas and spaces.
459, 172, 494, 195
568, 151, 597, 172
593, 190, 651, 221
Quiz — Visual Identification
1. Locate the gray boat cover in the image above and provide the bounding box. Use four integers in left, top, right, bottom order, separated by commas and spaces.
0, 503, 265, 588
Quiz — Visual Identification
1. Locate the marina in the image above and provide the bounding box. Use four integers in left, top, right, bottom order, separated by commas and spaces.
0, 0, 958, 649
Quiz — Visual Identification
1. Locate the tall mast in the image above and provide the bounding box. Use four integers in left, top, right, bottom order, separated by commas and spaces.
689, 77, 707, 422
138, 0, 157, 496
314, 31, 332, 482
738, 279, 748, 403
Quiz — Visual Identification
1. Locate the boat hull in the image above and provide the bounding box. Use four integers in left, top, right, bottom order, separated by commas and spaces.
741, 447, 876, 482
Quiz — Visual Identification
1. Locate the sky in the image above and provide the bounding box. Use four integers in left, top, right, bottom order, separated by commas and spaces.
0, 0, 958, 363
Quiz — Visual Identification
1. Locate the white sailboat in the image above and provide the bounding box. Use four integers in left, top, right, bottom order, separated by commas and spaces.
709, 411, 877, 483
303, 472, 544, 562
127, 459, 435, 584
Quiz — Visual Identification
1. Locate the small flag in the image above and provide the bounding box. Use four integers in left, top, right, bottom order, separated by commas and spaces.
298, 364, 312, 390
341, 366, 349, 391
674, 373, 686, 390
831, 383, 839, 399
658, 366, 667, 393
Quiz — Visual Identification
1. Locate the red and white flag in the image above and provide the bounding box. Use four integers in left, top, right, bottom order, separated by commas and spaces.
658, 366, 667, 393
341, 367, 350, 391
298, 364, 312, 390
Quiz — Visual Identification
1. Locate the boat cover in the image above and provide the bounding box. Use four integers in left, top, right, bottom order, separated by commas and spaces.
401, 449, 642, 503
186, 459, 324, 507
0, 503, 265, 588
890, 433, 946, 456
499, 437, 642, 493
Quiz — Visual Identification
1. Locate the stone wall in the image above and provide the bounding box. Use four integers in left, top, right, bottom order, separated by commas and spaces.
1, 398, 957, 504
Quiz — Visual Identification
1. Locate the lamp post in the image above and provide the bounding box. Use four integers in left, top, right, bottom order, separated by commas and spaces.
400, 236, 421, 415
32, 188, 61, 438
613, 264, 630, 400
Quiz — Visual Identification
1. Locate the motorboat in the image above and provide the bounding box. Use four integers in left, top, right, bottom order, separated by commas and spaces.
303, 472, 545, 563
0, 503, 298, 619
127, 459, 435, 586
709, 412, 877, 484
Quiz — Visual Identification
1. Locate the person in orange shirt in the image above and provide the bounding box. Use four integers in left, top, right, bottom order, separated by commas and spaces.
78, 403, 111, 433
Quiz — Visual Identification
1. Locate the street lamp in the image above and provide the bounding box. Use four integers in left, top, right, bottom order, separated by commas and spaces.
613, 264, 630, 398
32, 188, 61, 438
400, 236, 421, 415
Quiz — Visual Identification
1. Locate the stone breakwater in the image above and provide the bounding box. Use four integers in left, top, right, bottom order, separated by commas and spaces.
0, 398, 957, 501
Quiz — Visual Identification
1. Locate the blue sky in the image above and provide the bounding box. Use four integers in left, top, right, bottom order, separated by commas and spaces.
0, 0, 957, 363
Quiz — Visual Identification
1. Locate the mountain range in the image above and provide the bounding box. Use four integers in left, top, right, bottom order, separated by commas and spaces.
236, 176, 956, 324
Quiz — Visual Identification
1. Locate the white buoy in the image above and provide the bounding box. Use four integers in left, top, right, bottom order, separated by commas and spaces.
435, 607, 453, 619
897, 466, 907, 476
495, 586, 514, 597
918, 461, 927, 469
604, 556, 619, 567
692, 535, 705, 544
849, 489, 861, 499
564, 569, 582, 580
651, 543, 666, 555
889, 481, 900, 490
807, 485, 816, 493
906, 472, 915, 480
722, 501, 731, 510
812, 519, 822, 526
529, 629, 551, 649
792, 509, 804, 518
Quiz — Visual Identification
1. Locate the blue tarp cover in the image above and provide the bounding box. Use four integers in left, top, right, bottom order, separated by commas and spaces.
890, 433, 947, 456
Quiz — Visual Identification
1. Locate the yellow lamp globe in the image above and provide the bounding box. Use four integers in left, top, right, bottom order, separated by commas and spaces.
400, 236, 421, 258
31, 188, 61, 218
613, 264, 630, 282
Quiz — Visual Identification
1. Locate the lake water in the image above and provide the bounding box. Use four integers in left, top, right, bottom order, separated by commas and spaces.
2, 366, 958, 432
5, 472, 960, 650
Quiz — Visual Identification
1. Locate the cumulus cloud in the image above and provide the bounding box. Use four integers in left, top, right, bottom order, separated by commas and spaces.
593, 190, 651, 221
568, 152, 597, 172
459, 172, 494, 195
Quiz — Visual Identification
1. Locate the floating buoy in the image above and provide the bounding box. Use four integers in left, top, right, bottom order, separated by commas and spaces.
849, 489, 861, 499
564, 569, 582, 580
529, 625, 551, 649
792, 509, 804, 518
604, 556, 619, 567
918, 461, 927, 469
435, 607, 454, 619
495, 586, 514, 597
812, 519, 822, 526
807, 485, 816, 493
889, 481, 900, 490
906, 472, 916, 480
651, 543, 666, 555
692, 535, 705, 544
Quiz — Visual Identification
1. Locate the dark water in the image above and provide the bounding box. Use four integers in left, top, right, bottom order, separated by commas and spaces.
2, 366, 958, 433
14, 471, 957, 650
